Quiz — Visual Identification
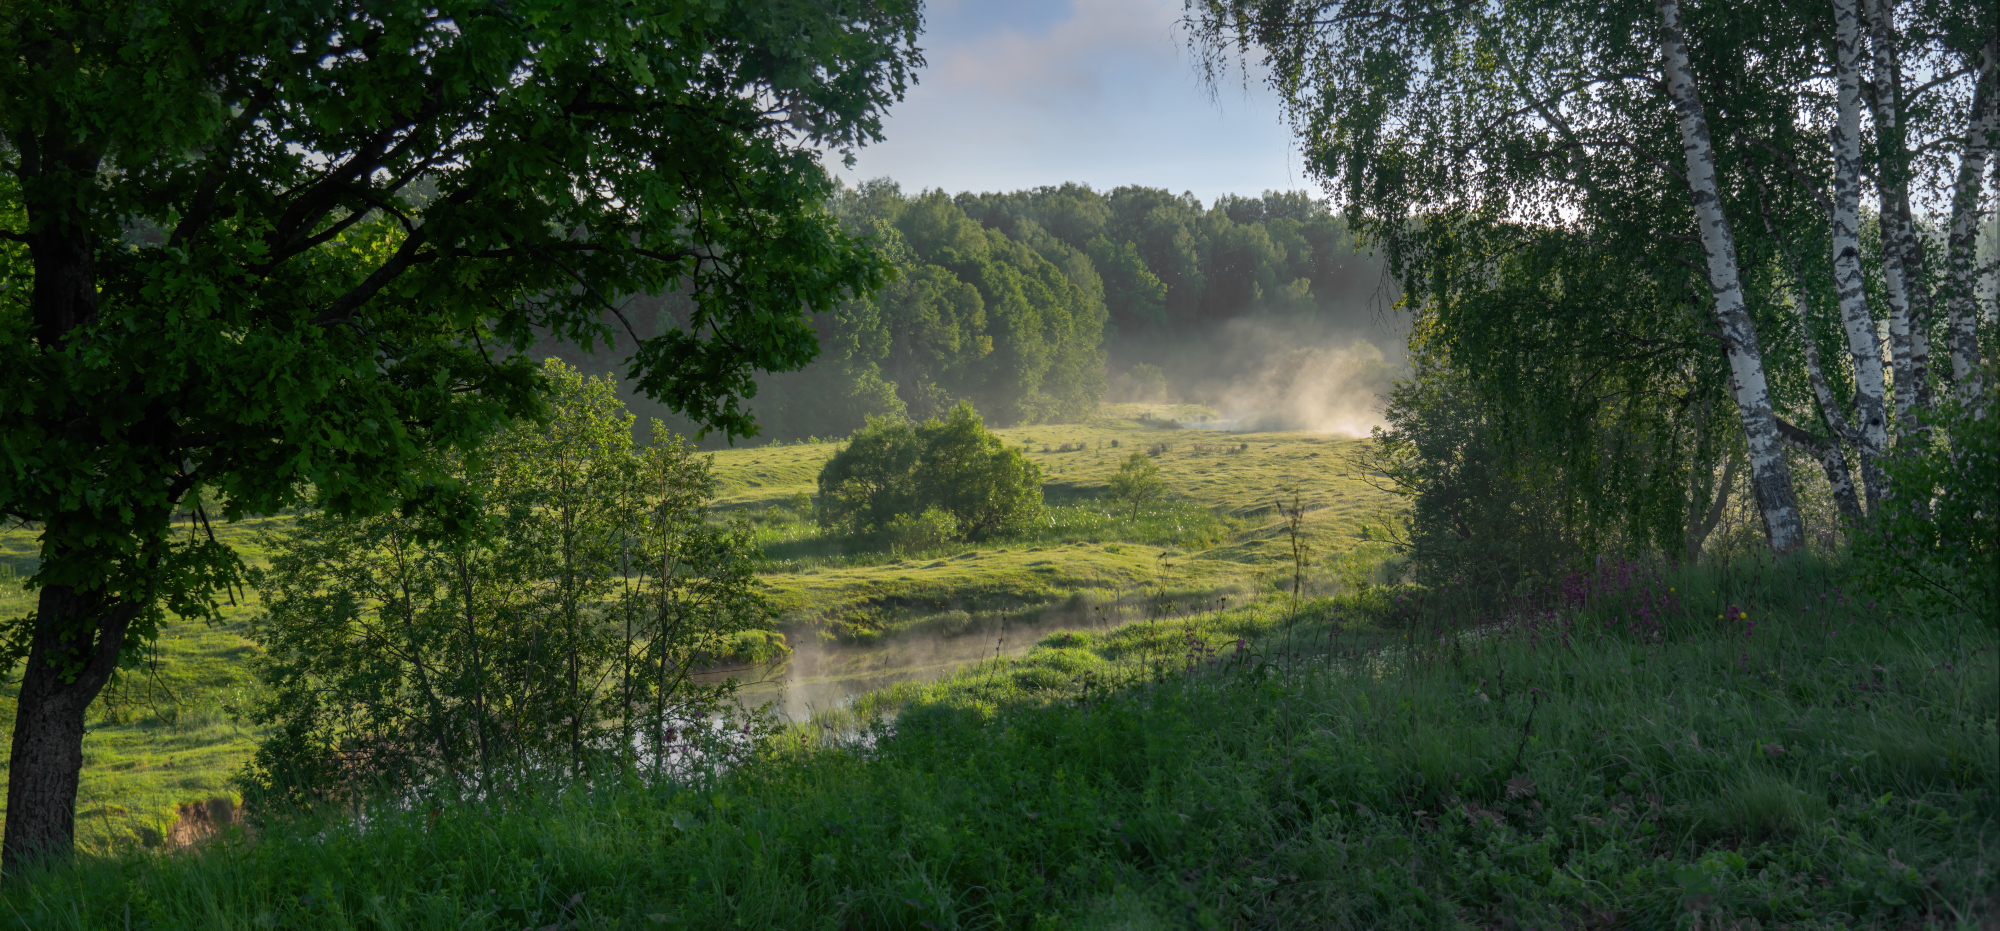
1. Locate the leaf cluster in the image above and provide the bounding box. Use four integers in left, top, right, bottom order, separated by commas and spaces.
242, 361, 772, 804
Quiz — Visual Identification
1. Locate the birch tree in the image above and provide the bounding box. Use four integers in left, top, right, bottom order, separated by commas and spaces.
1186, 0, 1996, 548
1942, 36, 1999, 409
1186, 0, 1814, 552
1860, 0, 1932, 430
1827, 0, 1892, 509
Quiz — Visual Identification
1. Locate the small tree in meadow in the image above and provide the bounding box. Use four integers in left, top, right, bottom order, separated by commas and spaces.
1107, 452, 1165, 519
243, 361, 771, 804
818, 404, 1043, 542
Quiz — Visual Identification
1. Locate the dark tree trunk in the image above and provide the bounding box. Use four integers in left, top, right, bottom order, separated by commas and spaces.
4, 582, 136, 874
6, 113, 114, 874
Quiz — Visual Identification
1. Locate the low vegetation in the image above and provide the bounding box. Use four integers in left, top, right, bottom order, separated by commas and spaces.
4, 554, 1991, 928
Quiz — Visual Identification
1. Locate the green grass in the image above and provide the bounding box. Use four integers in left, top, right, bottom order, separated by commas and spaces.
0, 407, 1397, 853
5, 554, 1992, 928
725, 408, 1396, 639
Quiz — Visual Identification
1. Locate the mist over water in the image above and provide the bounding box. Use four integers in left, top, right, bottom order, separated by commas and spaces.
716, 593, 1196, 721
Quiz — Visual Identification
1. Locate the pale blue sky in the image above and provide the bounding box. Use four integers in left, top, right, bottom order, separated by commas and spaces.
834, 0, 1312, 204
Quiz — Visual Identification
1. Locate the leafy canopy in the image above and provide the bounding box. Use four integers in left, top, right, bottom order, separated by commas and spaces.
0, 0, 918, 650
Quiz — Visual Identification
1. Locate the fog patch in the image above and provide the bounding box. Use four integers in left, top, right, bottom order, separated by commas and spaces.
1115, 317, 1403, 437
713, 587, 1241, 721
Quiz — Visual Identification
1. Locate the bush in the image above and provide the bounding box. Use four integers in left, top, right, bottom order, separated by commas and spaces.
885, 508, 959, 553
1853, 392, 1998, 627
1364, 355, 1583, 596
243, 361, 771, 804
818, 403, 1044, 541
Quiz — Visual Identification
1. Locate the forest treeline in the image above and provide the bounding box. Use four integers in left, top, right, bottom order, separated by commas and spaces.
568, 181, 1389, 442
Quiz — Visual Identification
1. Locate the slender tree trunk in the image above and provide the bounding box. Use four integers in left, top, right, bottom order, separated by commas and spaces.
1860, 0, 1928, 431
1659, 0, 1807, 553
1830, 0, 1893, 509
1984, 161, 2000, 328
1780, 282, 1868, 525
457, 549, 492, 795
1944, 34, 1999, 410
1684, 444, 1740, 562
1757, 176, 1867, 525
3, 574, 139, 873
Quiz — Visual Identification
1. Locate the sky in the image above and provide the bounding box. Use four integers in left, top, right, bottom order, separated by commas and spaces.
832, 0, 1314, 205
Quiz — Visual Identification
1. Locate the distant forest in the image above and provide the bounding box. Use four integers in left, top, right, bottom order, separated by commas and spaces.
538, 181, 1393, 443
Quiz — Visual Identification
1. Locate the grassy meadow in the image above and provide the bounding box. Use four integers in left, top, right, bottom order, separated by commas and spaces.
0, 404, 1400, 850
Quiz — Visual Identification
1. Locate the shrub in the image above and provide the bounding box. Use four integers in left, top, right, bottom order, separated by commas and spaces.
885, 508, 959, 553
1853, 392, 1998, 627
1118, 362, 1168, 402
243, 361, 771, 804
818, 403, 1044, 541
1106, 452, 1165, 518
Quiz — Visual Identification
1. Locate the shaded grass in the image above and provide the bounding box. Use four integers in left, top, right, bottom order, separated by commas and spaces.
5, 554, 1992, 929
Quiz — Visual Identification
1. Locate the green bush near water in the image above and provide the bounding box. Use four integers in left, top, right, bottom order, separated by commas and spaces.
6, 554, 1993, 928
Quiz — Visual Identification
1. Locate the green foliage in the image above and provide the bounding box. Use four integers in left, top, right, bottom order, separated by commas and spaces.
1365, 355, 1584, 593
883, 508, 959, 555
1853, 393, 2000, 627
735, 181, 1385, 438
816, 405, 1044, 542
1112, 362, 1168, 402
1105, 452, 1165, 519
243, 362, 771, 803
0, 0, 918, 859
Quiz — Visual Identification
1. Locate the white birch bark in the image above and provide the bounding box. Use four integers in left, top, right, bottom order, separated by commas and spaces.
1983, 161, 1999, 327
1829, 0, 1892, 511
1859, 0, 1927, 430
1777, 261, 1868, 523
1659, 0, 1806, 554
1943, 34, 1998, 409
1779, 277, 1865, 523
1755, 178, 1866, 524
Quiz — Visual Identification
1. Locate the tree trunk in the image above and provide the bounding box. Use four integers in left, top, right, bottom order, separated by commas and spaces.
1757, 173, 1867, 527
1684, 444, 1740, 562
4, 583, 138, 873
1860, 0, 1930, 433
1943, 33, 1998, 409
1829, 0, 1892, 510
6, 122, 116, 873
1659, 0, 1807, 554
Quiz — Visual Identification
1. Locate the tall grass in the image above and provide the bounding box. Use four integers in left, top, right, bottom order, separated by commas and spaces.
5, 554, 1992, 929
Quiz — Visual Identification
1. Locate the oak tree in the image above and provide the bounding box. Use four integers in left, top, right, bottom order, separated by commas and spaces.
0, 0, 919, 869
